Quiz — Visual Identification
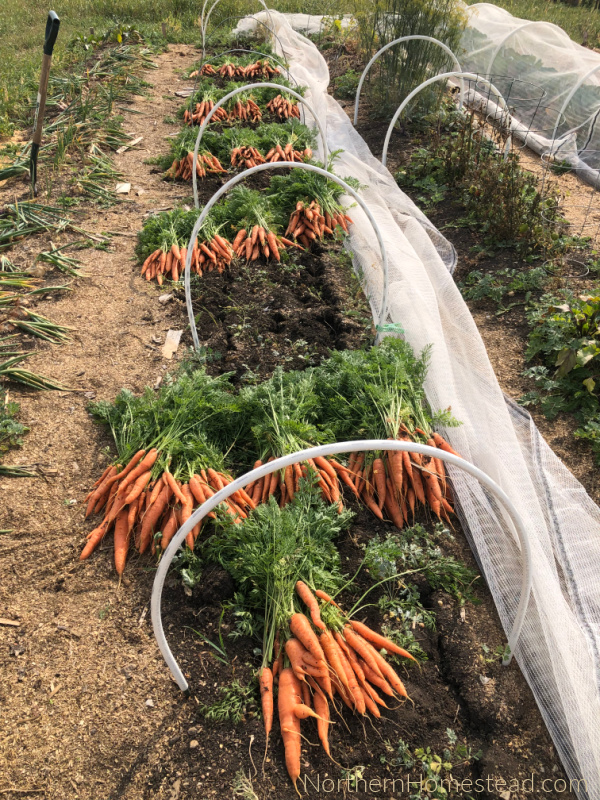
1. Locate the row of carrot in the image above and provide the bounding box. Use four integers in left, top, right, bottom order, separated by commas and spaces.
183, 94, 297, 127
192, 59, 281, 80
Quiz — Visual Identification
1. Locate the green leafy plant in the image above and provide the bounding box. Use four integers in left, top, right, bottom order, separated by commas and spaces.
396, 103, 566, 258
362, 523, 478, 658
200, 679, 257, 724
521, 291, 600, 460
354, 0, 466, 115
334, 69, 361, 99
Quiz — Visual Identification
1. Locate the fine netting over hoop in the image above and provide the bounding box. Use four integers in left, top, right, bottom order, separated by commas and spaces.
461, 2, 600, 174
233, 11, 600, 795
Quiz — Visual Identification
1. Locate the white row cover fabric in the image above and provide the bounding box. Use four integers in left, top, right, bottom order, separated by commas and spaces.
237, 11, 600, 796
461, 2, 600, 175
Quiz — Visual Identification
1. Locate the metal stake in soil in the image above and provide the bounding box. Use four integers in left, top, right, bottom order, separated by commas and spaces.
30, 11, 60, 197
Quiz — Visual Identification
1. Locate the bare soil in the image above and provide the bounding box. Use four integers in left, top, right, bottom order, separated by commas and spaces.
0, 39, 580, 800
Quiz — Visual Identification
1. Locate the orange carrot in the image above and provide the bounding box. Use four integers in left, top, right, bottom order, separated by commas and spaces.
163, 471, 186, 505
358, 659, 395, 697
80, 519, 111, 560
123, 470, 152, 505
368, 646, 409, 698
290, 613, 326, 665
139, 484, 171, 553
284, 464, 295, 502
104, 449, 146, 488
293, 703, 321, 721
285, 638, 309, 681
342, 626, 384, 679
86, 466, 117, 517
259, 667, 274, 740
349, 619, 417, 661
307, 677, 330, 756
372, 457, 386, 509
315, 589, 342, 610
112, 451, 159, 509
361, 487, 384, 520
295, 581, 326, 631
113, 507, 131, 576
320, 630, 350, 692
181, 483, 195, 549
362, 688, 381, 718
432, 432, 461, 458
353, 453, 365, 488
278, 668, 302, 789
408, 455, 426, 505
422, 463, 443, 518
160, 508, 179, 550
384, 477, 404, 529
335, 637, 366, 714
301, 681, 311, 708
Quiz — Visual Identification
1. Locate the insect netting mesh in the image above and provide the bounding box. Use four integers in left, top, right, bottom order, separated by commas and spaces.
460, 2, 600, 184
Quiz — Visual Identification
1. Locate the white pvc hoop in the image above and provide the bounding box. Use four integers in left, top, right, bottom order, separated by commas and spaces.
185, 162, 390, 350
382, 71, 509, 168
191, 82, 328, 209
151, 440, 533, 692
353, 35, 464, 127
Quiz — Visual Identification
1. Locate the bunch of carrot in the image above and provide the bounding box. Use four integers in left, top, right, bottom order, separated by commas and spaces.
346, 429, 457, 527
183, 100, 228, 126
140, 233, 234, 284
229, 98, 262, 123
238, 59, 281, 79
265, 143, 312, 163
194, 60, 280, 80
261, 582, 413, 789
244, 455, 343, 510
285, 200, 353, 249
266, 95, 300, 120
230, 145, 266, 169
231, 225, 300, 263
164, 151, 227, 182
80, 451, 257, 573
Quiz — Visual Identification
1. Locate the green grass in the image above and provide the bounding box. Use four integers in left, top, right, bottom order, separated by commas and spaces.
0, 1, 198, 134
0, 0, 348, 136
464, 0, 600, 46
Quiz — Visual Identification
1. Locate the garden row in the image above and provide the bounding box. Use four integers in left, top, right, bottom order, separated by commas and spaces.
71, 35, 489, 791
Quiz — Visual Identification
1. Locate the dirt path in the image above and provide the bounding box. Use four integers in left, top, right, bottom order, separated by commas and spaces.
0, 44, 202, 800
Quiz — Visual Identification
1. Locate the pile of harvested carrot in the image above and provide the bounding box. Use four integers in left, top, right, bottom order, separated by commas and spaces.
193, 59, 281, 80
229, 98, 262, 123
230, 145, 265, 168
266, 95, 301, 120
266, 143, 312, 163
261, 582, 413, 789
336, 428, 457, 528
164, 151, 227, 181
81, 451, 256, 573
285, 200, 353, 248
231, 225, 300, 263
140, 233, 234, 283
245, 455, 342, 510
183, 100, 229, 126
